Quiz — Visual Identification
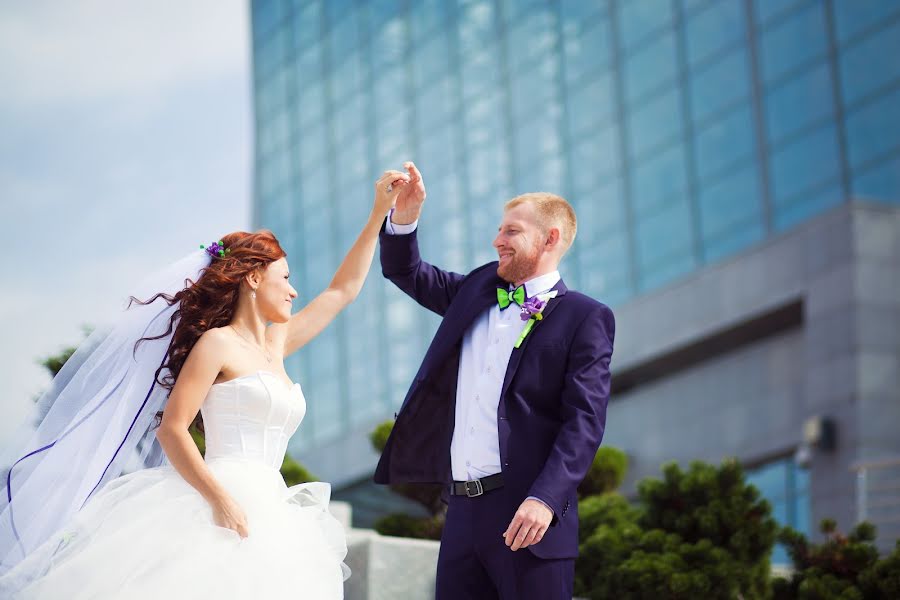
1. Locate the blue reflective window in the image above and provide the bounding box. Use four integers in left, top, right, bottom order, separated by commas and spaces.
416, 76, 457, 130
583, 231, 631, 284
695, 103, 756, 180
560, 0, 607, 26
637, 251, 696, 291
852, 155, 900, 203
514, 114, 564, 168
458, 0, 498, 54
517, 155, 566, 193
258, 107, 291, 158
295, 42, 322, 83
703, 220, 766, 263
632, 142, 688, 217
685, 0, 746, 66
252, 0, 287, 41
410, 0, 448, 40
839, 19, 900, 107
845, 86, 900, 170
619, 0, 674, 49
571, 124, 621, 193
770, 123, 841, 202
574, 177, 626, 244
567, 70, 615, 135
419, 126, 459, 176
255, 25, 288, 80
698, 161, 764, 239
461, 44, 503, 99
510, 55, 561, 121
507, 7, 559, 73
331, 52, 364, 102
291, 1, 323, 52
411, 30, 451, 85
563, 16, 612, 83
628, 87, 684, 158
298, 123, 329, 171
328, 6, 360, 63
689, 46, 751, 124
635, 199, 693, 271
753, 0, 805, 26
333, 94, 366, 142
369, 12, 408, 69
758, 1, 828, 84
833, 0, 900, 44
255, 67, 288, 118
773, 184, 844, 232
623, 31, 678, 103
765, 62, 834, 145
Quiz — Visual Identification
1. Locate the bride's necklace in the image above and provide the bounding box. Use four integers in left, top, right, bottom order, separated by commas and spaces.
229, 324, 272, 363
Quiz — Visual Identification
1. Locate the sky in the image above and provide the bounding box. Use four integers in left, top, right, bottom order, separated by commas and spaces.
0, 0, 253, 445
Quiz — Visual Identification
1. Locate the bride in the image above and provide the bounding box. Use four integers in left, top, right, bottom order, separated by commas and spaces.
0, 165, 423, 598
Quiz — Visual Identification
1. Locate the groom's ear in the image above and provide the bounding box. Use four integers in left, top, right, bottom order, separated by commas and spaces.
545, 227, 561, 249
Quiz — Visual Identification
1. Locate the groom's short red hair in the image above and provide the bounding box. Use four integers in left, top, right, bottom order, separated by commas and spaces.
504, 192, 577, 254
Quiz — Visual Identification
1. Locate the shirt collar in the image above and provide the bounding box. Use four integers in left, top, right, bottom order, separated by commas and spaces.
509, 270, 561, 299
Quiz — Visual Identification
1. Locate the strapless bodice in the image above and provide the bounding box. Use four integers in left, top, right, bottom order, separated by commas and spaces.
199, 371, 306, 469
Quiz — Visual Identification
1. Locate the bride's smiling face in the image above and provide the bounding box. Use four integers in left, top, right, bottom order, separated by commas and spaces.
254, 258, 297, 323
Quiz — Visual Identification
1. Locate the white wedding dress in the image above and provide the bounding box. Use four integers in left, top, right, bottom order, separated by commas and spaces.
0, 371, 350, 599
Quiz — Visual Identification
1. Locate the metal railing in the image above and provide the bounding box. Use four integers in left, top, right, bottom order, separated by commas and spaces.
852, 455, 900, 554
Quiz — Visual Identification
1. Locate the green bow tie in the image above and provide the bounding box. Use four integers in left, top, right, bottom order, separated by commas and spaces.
497, 285, 526, 310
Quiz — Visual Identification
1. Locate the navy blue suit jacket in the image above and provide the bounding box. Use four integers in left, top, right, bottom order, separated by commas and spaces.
373, 225, 615, 559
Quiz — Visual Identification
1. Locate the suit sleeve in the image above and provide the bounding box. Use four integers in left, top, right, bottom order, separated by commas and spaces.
526, 305, 615, 522
379, 219, 466, 317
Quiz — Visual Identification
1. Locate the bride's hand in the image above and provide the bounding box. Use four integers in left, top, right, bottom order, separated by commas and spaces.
373, 169, 409, 215
211, 494, 249, 538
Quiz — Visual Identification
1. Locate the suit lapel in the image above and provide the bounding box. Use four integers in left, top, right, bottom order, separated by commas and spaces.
423, 269, 505, 368
499, 279, 568, 402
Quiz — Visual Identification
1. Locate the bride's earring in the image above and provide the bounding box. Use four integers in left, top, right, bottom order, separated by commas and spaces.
250, 290, 257, 300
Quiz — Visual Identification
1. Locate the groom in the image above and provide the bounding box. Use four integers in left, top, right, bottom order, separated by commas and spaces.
374, 162, 615, 599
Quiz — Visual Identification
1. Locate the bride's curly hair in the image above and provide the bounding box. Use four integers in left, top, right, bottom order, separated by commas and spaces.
130, 230, 287, 392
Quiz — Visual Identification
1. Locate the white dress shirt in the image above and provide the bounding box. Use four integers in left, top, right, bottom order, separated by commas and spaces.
386, 215, 559, 513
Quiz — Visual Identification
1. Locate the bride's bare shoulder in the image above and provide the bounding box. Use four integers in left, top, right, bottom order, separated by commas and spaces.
193, 327, 236, 354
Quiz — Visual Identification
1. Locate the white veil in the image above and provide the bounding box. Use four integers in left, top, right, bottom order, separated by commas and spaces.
0, 249, 212, 575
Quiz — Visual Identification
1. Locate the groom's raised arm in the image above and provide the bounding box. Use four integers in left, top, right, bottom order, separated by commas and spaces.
380, 215, 466, 317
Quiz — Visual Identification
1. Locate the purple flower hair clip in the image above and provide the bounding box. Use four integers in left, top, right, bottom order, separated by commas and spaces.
200, 240, 231, 259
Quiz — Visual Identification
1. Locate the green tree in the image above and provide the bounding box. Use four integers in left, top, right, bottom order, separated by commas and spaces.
577, 459, 778, 600
773, 519, 900, 599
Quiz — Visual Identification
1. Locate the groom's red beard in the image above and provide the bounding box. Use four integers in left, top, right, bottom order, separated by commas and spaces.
497, 243, 542, 284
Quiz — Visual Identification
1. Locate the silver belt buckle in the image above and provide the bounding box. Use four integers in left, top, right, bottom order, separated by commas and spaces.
464, 478, 484, 497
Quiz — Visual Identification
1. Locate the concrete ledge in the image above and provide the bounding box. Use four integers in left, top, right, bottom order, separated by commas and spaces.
344, 529, 440, 600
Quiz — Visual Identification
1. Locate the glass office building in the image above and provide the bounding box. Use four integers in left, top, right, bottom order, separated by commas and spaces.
250, 0, 900, 539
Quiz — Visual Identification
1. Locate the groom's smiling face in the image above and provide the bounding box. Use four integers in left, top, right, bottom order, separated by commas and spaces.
494, 203, 545, 285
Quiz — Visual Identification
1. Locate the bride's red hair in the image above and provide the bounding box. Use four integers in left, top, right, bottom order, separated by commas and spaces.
131, 230, 287, 391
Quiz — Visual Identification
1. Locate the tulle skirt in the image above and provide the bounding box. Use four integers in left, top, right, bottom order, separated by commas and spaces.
0, 456, 349, 599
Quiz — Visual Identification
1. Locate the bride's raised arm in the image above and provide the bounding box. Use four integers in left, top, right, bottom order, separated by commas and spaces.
270, 163, 422, 357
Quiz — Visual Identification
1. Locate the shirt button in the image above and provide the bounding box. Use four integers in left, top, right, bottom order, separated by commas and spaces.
469, 427, 475, 435
486, 366, 492, 373
475, 394, 480, 401
466, 460, 471, 466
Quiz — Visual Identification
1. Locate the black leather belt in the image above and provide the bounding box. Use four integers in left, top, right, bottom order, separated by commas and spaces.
449, 472, 504, 497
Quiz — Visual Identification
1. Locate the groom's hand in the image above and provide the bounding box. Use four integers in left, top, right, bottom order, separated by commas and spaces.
503, 498, 553, 551
391, 161, 426, 225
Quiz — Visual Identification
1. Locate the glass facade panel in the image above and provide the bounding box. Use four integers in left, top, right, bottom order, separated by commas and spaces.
688, 46, 751, 124
769, 123, 841, 203
694, 102, 756, 180
845, 86, 900, 170
251, 0, 900, 470
764, 61, 834, 145
758, 1, 828, 84
627, 87, 683, 158
685, 0, 745, 66
839, 19, 900, 107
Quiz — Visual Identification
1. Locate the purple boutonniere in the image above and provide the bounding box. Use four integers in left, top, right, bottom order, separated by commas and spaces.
515, 292, 556, 348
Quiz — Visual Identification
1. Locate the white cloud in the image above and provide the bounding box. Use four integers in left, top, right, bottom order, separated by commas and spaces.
0, 1, 252, 446
0, 0, 249, 110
